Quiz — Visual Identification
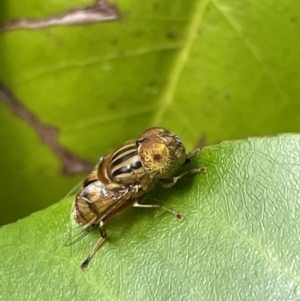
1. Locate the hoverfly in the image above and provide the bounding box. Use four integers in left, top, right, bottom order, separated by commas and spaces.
67, 127, 206, 269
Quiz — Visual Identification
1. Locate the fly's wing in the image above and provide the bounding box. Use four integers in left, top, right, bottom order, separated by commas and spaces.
63, 181, 83, 199
62, 164, 100, 199
63, 218, 97, 246
64, 180, 134, 246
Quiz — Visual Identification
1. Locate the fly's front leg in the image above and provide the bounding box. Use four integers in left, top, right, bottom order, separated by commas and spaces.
182, 148, 200, 165
159, 167, 206, 188
81, 221, 107, 270
172, 148, 206, 183
187, 148, 200, 159
133, 200, 183, 221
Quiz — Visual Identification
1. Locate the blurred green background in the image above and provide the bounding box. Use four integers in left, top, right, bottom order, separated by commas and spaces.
0, 0, 300, 226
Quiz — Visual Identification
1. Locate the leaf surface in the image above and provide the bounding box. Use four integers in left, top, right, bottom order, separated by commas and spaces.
1, 135, 300, 300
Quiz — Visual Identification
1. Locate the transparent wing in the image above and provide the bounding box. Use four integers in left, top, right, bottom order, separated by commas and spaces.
63, 217, 97, 246
63, 181, 83, 199
63, 166, 99, 199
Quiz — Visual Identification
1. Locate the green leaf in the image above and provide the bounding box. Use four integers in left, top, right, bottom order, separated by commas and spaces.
1, 0, 300, 228
1, 135, 300, 300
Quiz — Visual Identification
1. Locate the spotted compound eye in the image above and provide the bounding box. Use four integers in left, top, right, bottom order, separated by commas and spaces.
137, 127, 187, 178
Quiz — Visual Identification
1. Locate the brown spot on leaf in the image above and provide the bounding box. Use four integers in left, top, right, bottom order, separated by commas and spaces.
0, 0, 120, 31
166, 30, 176, 40
135, 30, 143, 37
110, 38, 118, 45
0, 82, 94, 175
290, 16, 297, 23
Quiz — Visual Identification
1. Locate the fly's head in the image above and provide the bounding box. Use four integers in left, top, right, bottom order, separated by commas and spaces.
137, 127, 187, 179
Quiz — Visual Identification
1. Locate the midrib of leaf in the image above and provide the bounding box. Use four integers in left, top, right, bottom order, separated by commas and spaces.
229, 223, 300, 286
152, 0, 211, 125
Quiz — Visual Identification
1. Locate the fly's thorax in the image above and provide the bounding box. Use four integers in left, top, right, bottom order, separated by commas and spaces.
137, 127, 187, 178
100, 141, 151, 186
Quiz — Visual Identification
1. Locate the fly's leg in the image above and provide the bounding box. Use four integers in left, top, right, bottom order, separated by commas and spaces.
134, 158, 206, 221
159, 167, 206, 188
187, 148, 200, 159
133, 200, 184, 221
165, 147, 206, 185
81, 221, 107, 270
182, 148, 200, 165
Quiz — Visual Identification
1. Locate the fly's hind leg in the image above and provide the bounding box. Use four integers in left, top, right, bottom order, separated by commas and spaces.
81, 221, 107, 270
133, 199, 184, 221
